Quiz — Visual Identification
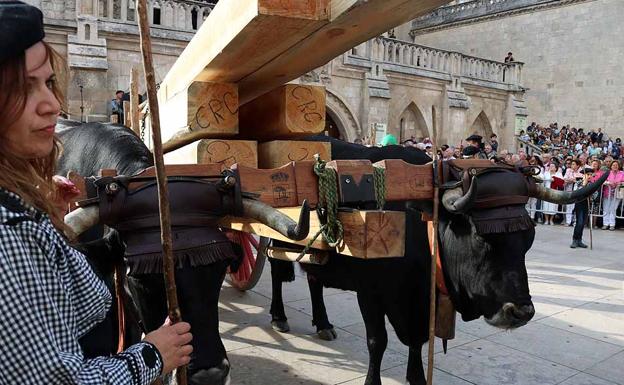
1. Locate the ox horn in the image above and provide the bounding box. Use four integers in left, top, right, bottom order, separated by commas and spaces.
529, 169, 608, 204
441, 177, 478, 214
64, 205, 100, 235
242, 198, 310, 241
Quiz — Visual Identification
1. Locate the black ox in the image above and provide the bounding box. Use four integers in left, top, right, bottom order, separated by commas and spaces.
267, 136, 607, 385
56, 121, 310, 385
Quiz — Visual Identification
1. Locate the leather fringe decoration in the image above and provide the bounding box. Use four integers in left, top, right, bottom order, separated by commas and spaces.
473, 214, 535, 235
126, 242, 235, 274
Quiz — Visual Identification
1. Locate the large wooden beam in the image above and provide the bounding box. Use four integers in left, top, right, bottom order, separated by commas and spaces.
161, 81, 239, 154
198, 139, 258, 169
239, 84, 326, 140
158, 0, 331, 103
258, 139, 331, 168
238, 0, 452, 103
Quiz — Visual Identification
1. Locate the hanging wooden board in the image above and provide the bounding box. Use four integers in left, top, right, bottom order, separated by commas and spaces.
239, 84, 326, 140
337, 210, 405, 258
198, 139, 258, 169
258, 139, 331, 168
234, 163, 299, 207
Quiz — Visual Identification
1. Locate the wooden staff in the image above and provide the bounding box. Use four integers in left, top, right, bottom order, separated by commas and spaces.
426, 105, 441, 385
136, 1, 187, 384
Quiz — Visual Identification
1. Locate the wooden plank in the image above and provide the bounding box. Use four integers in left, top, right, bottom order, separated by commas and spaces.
266, 247, 329, 265
130, 67, 141, 136
123, 100, 131, 127
158, 0, 330, 102
239, 84, 326, 140
338, 210, 405, 258
238, 0, 451, 104
162, 81, 239, 153
293, 160, 319, 208
235, 163, 298, 207
198, 140, 258, 169
374, 159, 434, 201
258, 139, 330, 168
218, 208, 405, 258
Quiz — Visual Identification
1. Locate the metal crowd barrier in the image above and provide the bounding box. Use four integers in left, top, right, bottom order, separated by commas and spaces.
527, 187, 624, 228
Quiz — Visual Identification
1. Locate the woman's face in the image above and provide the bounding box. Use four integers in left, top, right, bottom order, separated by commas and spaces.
592, 161, 599, 170
549, 163, 557, 173
1, 42, 60, 159
612, 161, 620, 171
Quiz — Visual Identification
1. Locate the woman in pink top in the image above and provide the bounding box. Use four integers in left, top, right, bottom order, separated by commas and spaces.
601, 160, 624, 230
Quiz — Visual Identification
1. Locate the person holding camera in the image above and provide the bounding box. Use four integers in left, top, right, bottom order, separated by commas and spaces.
569, 162, 593, 248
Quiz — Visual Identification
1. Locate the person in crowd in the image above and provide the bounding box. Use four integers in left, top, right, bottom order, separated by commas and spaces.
465, 134, 488, 159
542, 162, 564, 225
588, 159, 603, 229
504, 52, 515, 63
526, 155, 545, 222
490, 133, 499, 152
484, 143, 497, 160
601, 160, 624, 230
563, 159, 583, 226
0, 2, 193, 383
109, 90, 124, 123
569, 163, 594, 248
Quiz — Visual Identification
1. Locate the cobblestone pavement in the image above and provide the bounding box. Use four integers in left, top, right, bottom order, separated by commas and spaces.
219, 225, 624, 385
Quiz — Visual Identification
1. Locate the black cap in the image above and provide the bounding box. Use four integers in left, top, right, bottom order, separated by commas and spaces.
466, 134, 483, 142
0, 1, 45, 64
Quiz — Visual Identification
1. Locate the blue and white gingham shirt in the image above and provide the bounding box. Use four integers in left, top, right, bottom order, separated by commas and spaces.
0, 188, 162, 384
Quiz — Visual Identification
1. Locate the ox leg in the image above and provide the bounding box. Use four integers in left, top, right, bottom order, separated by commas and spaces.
307, 274, 337, 341
269, 258, 291, 333
357, 291, 387, 385
406, 346, 426, 385
127, 260, 231, 385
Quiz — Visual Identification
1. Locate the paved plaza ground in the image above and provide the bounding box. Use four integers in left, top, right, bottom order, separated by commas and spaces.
218, 224, 623, 385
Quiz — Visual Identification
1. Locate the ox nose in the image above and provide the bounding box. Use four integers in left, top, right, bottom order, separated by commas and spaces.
504, 303, 535, 322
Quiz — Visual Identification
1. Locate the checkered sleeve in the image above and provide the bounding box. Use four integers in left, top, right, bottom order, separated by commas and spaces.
0, 220, 162, 385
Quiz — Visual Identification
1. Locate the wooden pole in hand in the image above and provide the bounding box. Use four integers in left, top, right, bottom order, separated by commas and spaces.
135, 1, 187, 384
426, 105, 441, 385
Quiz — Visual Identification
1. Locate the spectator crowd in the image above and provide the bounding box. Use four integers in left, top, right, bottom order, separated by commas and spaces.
365, 122, 624, 236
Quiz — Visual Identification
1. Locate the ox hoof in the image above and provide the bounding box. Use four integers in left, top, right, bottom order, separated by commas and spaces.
189, 359, 231, 385
317, 328, 338, 341
271, 319, 291, 333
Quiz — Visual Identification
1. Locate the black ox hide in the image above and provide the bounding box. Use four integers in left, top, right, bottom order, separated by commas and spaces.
56, 121, 231, 385
268, 136, 537, 385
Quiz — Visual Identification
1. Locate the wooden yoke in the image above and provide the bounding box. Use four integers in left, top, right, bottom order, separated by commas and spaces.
373, 159, 434, 201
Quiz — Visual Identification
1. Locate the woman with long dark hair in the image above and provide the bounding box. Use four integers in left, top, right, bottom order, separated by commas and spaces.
0, 2, 191, 383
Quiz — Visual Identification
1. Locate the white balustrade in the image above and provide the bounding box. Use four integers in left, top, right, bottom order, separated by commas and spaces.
356, 37, 523, 87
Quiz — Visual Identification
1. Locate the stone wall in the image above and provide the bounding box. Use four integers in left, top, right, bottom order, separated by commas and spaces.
412, 0, 624, 140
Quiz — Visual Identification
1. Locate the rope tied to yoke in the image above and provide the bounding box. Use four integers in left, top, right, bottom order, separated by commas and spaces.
297, 155, 343, 260
297, 155, 387, 260
373, 166, 386, 209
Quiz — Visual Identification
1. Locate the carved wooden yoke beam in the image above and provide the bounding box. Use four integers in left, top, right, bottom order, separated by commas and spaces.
68, 160, 434, 258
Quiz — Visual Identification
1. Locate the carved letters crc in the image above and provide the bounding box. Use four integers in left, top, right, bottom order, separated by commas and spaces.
191, 91, 238, 131
291, 86, 323, 123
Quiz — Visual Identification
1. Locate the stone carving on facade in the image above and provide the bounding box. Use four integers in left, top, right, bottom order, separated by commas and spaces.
326, 90, 361, 141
